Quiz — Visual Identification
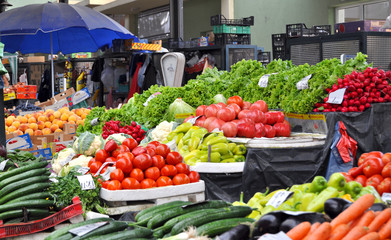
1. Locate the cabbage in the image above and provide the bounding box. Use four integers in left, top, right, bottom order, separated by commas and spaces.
213, 94, 227, 104
167, 98, 195, 122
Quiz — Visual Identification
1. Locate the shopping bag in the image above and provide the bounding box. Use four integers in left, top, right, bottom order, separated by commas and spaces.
325, 121, 357, 180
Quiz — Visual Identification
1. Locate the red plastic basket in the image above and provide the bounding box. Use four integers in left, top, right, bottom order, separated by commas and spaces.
0, 197, 83, 239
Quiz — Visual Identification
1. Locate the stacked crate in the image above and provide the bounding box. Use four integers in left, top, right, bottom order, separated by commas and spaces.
272, 33, 288, 60
211, 15, 254, 45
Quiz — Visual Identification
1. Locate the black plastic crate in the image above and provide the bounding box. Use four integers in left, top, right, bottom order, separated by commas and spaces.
214, 34, 251, 45
211, 14, 254, 26
273, 46, 285, 52
286, 23, 331, 38
258, 51, 271, 65
273, 50, 287, 60
272, 33, 286, 47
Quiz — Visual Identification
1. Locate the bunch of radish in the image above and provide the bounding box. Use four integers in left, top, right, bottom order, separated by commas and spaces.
185, 96, 291, 138
314, 67, 391, 112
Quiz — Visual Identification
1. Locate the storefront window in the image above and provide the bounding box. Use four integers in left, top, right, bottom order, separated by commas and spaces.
336, 1, 390, 23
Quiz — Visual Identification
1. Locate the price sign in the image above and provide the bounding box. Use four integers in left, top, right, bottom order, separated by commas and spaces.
382, 193, 391, 203
327, 88, 347, 104
143, 92, 161, 107
76, 167, 90, 175
91, 118, 99, 126
59, 152, 76, 166
77, 174, 96, 190
266, 191, 293, 208
296, 74, 312, 90
258, 73, 278, 88
68, 222, 108, 236
187, 115, 201, 125
259, 231, 292, 240
0, 159, 8, 171
100, 167, 116, 181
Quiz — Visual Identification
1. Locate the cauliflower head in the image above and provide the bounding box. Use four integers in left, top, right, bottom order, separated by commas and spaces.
73, 131, 104, 156
105, 133, 132, 145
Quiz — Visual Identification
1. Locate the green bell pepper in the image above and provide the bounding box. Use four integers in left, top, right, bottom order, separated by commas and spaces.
247, 189, 269, 208
247, 209, 262, 220
290, 183, 311, 193
228, 143, 237, 152
233, 144, 247, 155
306, 186, 339, 212
233, 155, 246, 162
328, 172, 347, 191
344, 181, 363, 198
309, 176, 328, 193
299, 193, 316, 211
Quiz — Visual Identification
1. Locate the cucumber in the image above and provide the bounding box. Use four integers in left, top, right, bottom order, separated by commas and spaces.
7, 192, 52, 204
0, 161, 48, 182
45, 217, 113, 240
136, 201, 192, 226
0, 182, 51, 205
147, 200, 231, 229
153, 228, 166, 239
70, 221, 130, 240
196, 218, 255, 237
0, 175, 50, 196
56, 233, 73, 240
0, 168, 50, 189
135, 200, 190, 222
86, 227, 153, 240
170, 206, 252, 235
0, 199, 54, 213
0, 208, 51, 221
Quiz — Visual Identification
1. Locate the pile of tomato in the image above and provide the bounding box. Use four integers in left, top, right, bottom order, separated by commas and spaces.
88, 138, 200, 190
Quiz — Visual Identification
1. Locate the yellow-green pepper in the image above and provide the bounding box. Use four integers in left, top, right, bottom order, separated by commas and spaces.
175, 132, 184, 145
206, 136, 228, 145
228, 143, 237, 152
221, 158, 235, 163
221, 151, 234, 160
200, 152, 221, 163
201, 143, 229, 155
173, 122, 192, 133
233, 155, 245, 162
233, 144, 246, 155
299, 193, 316, 211
189, 136, 201, 151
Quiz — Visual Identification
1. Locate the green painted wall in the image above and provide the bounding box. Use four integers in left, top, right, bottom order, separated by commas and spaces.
183, 0, 221, 40
8, 0, 56, 10
234, 0, 331, 53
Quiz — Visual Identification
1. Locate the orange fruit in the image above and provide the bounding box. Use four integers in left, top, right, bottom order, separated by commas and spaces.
25, 129, 34, 136
44, 121, 52, 128
20, 116, 28, 123
28, 117, 37, 124
12, 121, 20, 129
42, 128, 52, 135
29, 123, 38, 131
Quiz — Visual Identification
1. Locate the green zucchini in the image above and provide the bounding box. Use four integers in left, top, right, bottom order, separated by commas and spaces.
135, 200, 190, 222
0, 161, 48, 182
0, 182, 51, 205
70, 221, 130, 240
170, 205, 252, 235
7, 192, 52, 204
44, 217, 113, 240
86, 227, 152, 240
196, 218, 255, 237
147, 200, 231, 229
0, 168, 50, 189
0, 175, 50, 196
0, 199, 54, 213
0, 208, 51, 221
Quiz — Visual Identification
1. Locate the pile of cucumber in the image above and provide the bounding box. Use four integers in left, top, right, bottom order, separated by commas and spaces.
0, 161, 55, 223
45, 218, 153, 240
135, 200, 255, 238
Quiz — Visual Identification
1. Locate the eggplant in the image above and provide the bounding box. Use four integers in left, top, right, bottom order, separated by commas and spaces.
324, 198, 351, 219
279, 217, 301, 233
255, 212, 284, 235
370, 203, 388, 212
0, 145, 6, 159
218, 224, 250, 240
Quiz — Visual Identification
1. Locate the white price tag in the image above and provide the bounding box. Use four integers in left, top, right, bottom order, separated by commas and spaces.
100, 167, 116, 181
212, 128, 223, 133
382, 193, 391, 203
90, 118, 99, 126
296, 74, 312, 90
117, 103, 122, 109
68, 222, 108, 236
59, 152, 76, 166
143, 92, 161, 107
187, 116, 201, 125
258, 74, 271, 88
266, 191, 293, 208
77, 174, 96, 190
0, 160, 9, 171
258, 231, 292, 240
327, 88, 347, 104
76, 167, 90, 175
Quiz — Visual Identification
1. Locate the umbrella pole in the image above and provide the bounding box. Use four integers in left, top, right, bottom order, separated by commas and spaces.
50, 32, 54, 97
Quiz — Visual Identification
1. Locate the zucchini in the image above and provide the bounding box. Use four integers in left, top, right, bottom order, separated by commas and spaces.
0, 182, 51, 205
45, 217, 113, 240
7, 192, 52, 204
0, 208, 51, 221
135, 200, 190, 222
196, 218, 255, 237
0, 168, 50, 189
86, 227, 152, 240
0, 199, 54, 213
147, 200, 231, 229
0, 175, 50, 196
0, 161, 48, 182
71, 221, 130, 240
170, 206, 252, 235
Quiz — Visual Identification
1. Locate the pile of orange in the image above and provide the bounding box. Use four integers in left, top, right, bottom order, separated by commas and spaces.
5, 107, 90, 136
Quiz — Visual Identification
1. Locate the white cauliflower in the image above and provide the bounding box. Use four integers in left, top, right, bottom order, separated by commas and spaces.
73, 131, 105, 156
151, 121, 174, 142
105, 133, 132, 145
59, 155, 93, 177
51, 147, 76, 174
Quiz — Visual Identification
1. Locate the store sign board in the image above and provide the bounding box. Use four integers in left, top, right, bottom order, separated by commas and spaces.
6, 134, 33, 150
132, 43, 162, 51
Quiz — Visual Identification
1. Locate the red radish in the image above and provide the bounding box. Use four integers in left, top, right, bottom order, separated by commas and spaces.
205, 105, 219, 118
249, 100, 268, 113
195, 105, 207, 116
221, 122, 238, 137
217, 107, 236, 122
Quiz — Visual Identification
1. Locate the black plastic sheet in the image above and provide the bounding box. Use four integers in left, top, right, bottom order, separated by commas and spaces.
200, 172, 243, 202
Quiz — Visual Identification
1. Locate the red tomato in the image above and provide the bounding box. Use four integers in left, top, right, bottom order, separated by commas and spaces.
116, 158, 133, 174
382, 162, 391, 178
341, 172, 354, 182
111, 148, 121, 158
132, 146, 147, 156
140, 178, 157, 189
254, 123, 265, 138
195, 116, 207, 128
130, 168, 144, 182
249, 100, 268, 113
152, 155, 166, 169
264, 125, 276, 138
105, 157, 117, 163
145, 167, 161, 181
382, 153, 391, 165
363, 159, 383, 177
237, 122, 256, 138
121, 177, 140, 189
107, 180, 122, 190
195, 105, 207, 116
117, 152, 134, 164
216, 108, 236, 122
133, 153, 153, 170
104, 140, 118, 153
110, 168, 125, 182
166, 152, 183, 165
188, 171, 200, 183
221, 122, 238, 137
204, 104, 219, 118
88, 158, 96, 167
206, 118, 225, 133
355, 175, 367, 186
273, 122, 291, 137
161, 165, 178, 177
122, 138, 138, 151
242, 101, 251, 110
148, 141, 161, 148
95, 149, 109, 163
175, 163, 190, 175
118, 145, 130, 153
367, 151, 383, 159
146, 147, 156, 157
102, 180, 110, 189
100, 166, 108, 174
155, 144, 170, 158
156, 176, 173, 187
227, 96, 243, 108
366, 174, 384, 188
90, 161, 102, 174
203, 117, 217, 130
227, 103, 241, 117
173, 174, 190, 185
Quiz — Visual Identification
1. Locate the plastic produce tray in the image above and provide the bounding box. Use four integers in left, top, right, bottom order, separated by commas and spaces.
190, 162, 244, 173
